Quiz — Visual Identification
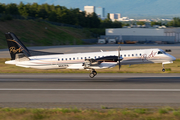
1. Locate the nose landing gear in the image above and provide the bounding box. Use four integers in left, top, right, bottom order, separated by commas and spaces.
89, 69, 97, 78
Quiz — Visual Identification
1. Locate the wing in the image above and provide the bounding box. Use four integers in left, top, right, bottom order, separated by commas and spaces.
82, 56, 122, 69
95, 56, 118, 62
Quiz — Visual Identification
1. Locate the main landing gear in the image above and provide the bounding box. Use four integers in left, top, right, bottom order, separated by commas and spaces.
89, 69, 97, 78
162, 64, 165, 72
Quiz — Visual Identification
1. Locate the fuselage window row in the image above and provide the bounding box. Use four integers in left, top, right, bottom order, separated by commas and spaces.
58, 53, 143, 61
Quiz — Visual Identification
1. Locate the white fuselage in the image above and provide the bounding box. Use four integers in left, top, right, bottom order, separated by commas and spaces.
5, 48, 176, 70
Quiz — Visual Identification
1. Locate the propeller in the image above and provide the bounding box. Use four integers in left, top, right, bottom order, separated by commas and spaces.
118, 46, 121, 70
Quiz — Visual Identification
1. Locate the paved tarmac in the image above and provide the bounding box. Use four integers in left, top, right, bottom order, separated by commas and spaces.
0, 44, 180, 58
0, 73, 180, 108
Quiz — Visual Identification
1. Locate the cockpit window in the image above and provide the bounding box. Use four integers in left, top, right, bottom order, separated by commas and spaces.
158, 51, 166, 54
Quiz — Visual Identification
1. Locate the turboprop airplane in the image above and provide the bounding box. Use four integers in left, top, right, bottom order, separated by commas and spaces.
5, 32, 176, 78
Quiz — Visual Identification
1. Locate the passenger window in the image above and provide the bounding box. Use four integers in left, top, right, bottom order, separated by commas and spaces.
124, 55, 126, 57
120, 55, 122, 57
88, 57, 90, 59
136, 54, 138, 56
65, 58, 67, 60
95, 56, 96, 59
81, 57, 83, 60
73, 58, 75, 60
132, 54, 134, 56
77, 57, 79, 60
69, 58, 71, 60
140, 54, 141, 56
128, 54, 130, 57
62, 58, 63, 61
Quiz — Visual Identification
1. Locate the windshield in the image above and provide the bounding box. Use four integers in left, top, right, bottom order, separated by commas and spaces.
158, 51, 166, 54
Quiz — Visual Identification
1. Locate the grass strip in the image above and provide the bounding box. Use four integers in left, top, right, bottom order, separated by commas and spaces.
0, 107, 180, 120
0, 58, 180, 73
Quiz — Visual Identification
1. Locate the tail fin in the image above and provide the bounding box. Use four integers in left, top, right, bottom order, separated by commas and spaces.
5, 32, 31, 60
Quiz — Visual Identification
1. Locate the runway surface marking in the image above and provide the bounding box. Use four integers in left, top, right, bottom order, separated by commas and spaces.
1, 89, 180, 91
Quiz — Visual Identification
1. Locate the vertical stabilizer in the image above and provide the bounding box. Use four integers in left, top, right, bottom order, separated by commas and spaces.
5, 32, 31, 60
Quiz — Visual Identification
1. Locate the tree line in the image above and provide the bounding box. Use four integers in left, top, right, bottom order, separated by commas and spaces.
0, 2, 122, 29
167, 17, 180, 27
149, 18, 180, 27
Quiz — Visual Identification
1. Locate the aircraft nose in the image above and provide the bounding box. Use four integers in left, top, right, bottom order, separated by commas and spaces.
169, 55, 176, 61
172, 56, 176, 61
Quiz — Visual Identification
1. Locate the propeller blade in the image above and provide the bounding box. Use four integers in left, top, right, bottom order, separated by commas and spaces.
118, 47, 120, 58
118, 46, 121, 70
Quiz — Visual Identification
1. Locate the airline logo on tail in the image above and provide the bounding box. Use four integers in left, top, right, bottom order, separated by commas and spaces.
9, 46, 22, 53
7, 39, 24, 54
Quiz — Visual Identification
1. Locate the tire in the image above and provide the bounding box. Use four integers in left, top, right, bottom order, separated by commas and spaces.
89, 73, 94, 78
93, 71, 97, 76
162, 68, 165, 72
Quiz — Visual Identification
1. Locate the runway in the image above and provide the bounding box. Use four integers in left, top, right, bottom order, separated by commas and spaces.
0, 73, 180, 108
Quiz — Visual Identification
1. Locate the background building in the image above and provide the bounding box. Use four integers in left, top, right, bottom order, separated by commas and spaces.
95, 7, 105, 18
84, 6, 105, 19
106, 28, 165, 36
101, 28, 180, 43
165, 28, 180, 42
110, 13, 121, 21
84, 6, 95, 15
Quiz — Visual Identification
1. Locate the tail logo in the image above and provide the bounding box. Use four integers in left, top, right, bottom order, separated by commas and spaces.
9, 46, 22, 53
7, 39, 24, 54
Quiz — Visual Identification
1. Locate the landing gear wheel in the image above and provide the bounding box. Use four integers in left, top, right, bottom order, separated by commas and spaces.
93, 71, 97, 76
89, 69, 97, 78
89, 73, 94, 78
162, 64, 165, 72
